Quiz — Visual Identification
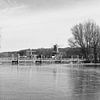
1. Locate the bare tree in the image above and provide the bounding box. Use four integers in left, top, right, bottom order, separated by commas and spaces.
68, 21, 100, 62
90, 24, 100, 62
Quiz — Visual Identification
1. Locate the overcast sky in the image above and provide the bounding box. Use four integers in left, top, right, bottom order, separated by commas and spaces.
0, 0, 100, 52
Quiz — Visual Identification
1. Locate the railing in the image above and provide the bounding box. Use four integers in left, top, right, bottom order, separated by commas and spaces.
0, 57, 85, 64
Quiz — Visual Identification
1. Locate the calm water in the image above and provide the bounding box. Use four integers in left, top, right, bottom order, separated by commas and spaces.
0, 64, 100, 100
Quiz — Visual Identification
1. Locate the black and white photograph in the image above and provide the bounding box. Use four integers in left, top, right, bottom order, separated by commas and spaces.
0, 0, 100, 100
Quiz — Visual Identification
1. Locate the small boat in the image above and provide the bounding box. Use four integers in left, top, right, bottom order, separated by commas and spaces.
12, 60, 18, 64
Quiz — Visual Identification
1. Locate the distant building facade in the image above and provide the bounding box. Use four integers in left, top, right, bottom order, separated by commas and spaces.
18, 49, 37, 59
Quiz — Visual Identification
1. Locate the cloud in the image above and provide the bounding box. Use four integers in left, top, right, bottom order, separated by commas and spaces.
0, 0, 100, 16
0, 0, 97, 12
0, 0, 100, 51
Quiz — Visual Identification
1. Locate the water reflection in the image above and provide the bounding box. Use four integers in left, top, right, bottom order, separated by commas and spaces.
70, 66, 100, 100
0, 64, 100, 100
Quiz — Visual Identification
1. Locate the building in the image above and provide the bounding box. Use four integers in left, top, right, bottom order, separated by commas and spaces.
18, 49, 37, 59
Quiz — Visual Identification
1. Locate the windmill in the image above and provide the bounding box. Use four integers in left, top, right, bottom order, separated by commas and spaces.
53, 44, 63, 53
53, 44, 59, 54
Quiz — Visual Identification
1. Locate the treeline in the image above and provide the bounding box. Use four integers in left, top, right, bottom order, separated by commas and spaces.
0, 47, 82, 58
68, 20, 100, 63
19, 48, 82, 58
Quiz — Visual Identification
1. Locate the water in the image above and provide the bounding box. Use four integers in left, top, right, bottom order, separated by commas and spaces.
0, 64, 100, 100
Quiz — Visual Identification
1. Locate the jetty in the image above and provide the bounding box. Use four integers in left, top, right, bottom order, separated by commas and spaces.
0, 57, 84, 65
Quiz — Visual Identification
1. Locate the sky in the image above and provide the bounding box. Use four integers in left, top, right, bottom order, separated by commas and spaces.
0, 0, 100, 52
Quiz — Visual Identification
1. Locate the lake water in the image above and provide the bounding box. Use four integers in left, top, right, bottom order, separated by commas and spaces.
0, 64, 100, 100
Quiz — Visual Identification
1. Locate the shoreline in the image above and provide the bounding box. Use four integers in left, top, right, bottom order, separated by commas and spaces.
0, 58, 100, 65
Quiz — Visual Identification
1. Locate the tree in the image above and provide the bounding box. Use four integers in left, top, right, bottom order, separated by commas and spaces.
90, 24, 100, 62
68, 21, 100, 62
